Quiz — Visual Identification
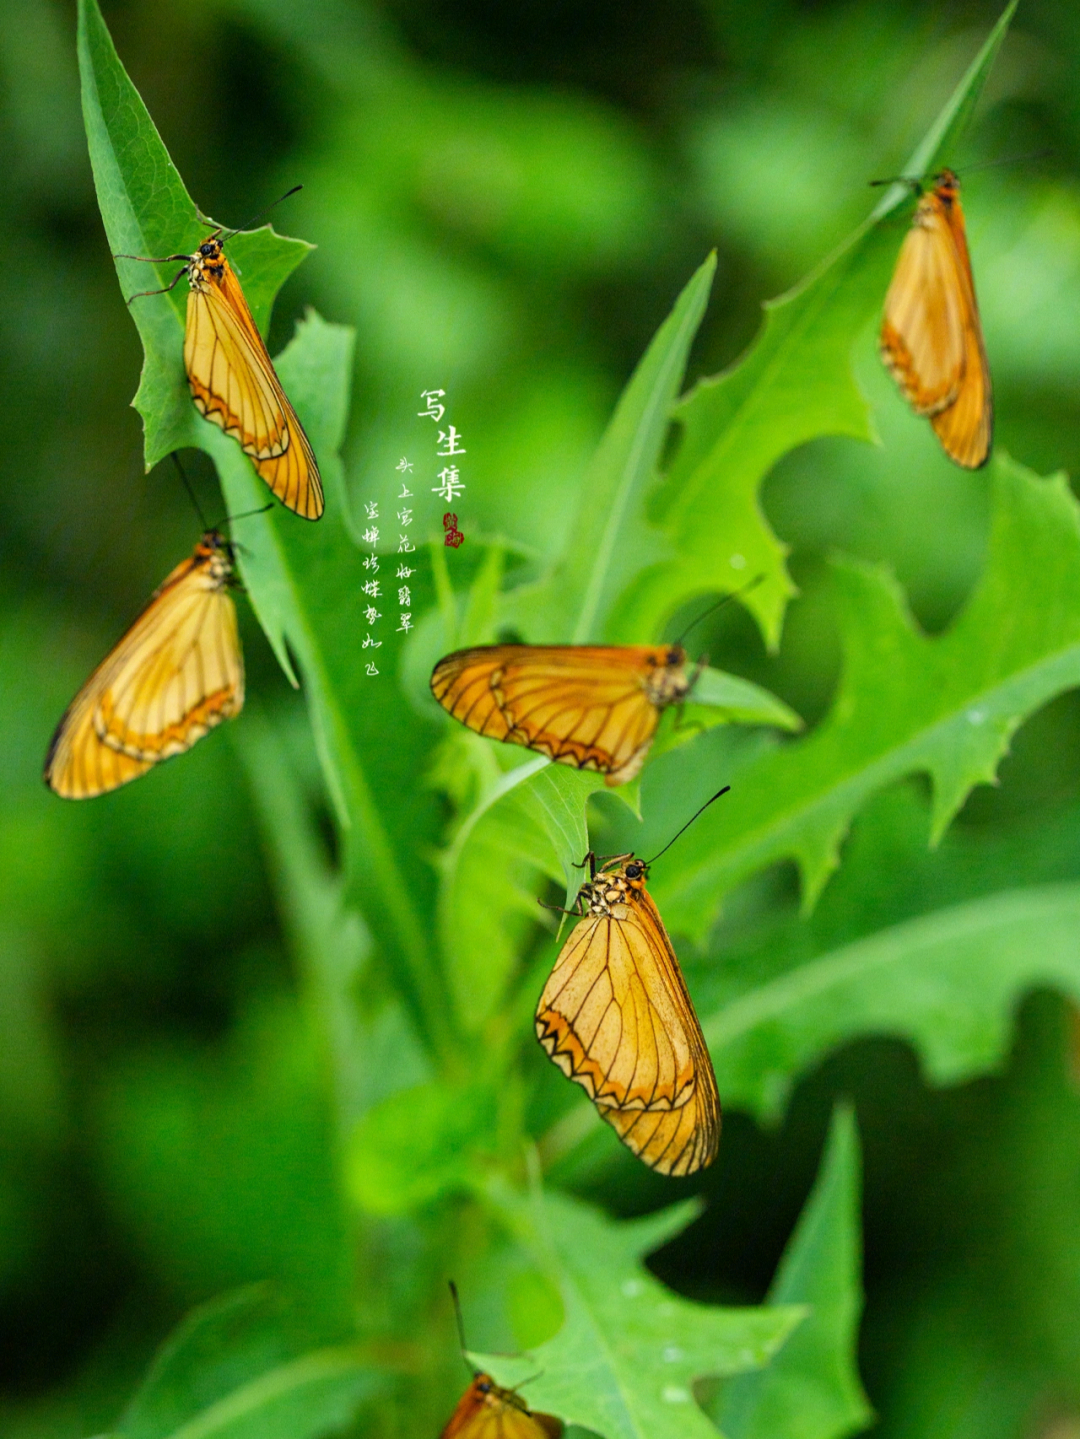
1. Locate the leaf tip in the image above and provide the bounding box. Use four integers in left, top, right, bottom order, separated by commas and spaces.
797, 833, 846, 916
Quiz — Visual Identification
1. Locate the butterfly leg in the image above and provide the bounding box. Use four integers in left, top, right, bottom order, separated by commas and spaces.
122, 263, 191, 304
670, 702, 707, 741
114, 251, 192, 264
538, 884, 589, 917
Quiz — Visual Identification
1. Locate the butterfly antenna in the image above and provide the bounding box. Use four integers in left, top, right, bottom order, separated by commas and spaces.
222, 184, 303, 243
644, 786, 731, 868
448, 1282, 477, 1378
509, 1370, 544, 1396
869, 174, 923, 190
674, 574, 766, 649
953, 147, 1053, 177
225, 502, 275, 526
171, 453, 210, 532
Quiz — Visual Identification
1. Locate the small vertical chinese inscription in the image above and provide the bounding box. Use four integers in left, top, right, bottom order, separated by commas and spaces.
361, 500, 381, 671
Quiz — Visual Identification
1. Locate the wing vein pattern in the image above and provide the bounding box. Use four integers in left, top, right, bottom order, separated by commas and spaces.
184, 257, 323, 518
430, 644, 691, 786
45, 536, 244, 799
535, 864, 719, 1176
880, 172, 992, 469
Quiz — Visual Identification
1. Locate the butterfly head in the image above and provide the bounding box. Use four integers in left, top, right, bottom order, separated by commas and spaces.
195, 529, 236, 582
188, 235, 227, 289
622, 857, 648, 888
472, 1375, 529, 1413
644, 644, 691, 709
932, 169, 961, 202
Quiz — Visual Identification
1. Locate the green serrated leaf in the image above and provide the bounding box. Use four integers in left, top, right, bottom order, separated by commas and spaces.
431, 739, 604, 1026
706, 882, 1080, 1124
438, 789, 554, 1032
518, 764, 612, 902
690, 668, 803, 730
481, 1189, 804, 1439
649, 667, 804, 768
617, 0, 1017, 652
77, 0, 311, 468
119, 1286, 381, 1439
717, 1106, 872, 1439
653, 454, 1080, 935
504, 253, 716, 643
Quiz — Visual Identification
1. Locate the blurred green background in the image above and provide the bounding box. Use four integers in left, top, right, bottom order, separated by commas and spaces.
4, 0, 1080, 1436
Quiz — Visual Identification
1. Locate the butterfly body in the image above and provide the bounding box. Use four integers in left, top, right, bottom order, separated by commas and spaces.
536, 854, 719, 1176
430, 643, 691, 785
44, 531, 244, 799
440, 1374, 561, 1439
880, 169, 992, 469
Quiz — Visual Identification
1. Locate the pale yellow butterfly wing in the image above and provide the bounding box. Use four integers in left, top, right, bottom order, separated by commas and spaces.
45, 536, 244, 799
929, 226, 992, 472
880, 176, 992, 469
430, 644, 690, 786
536, 880, 719, 1176
881, 193, 967, 414
185, 259, 323, 519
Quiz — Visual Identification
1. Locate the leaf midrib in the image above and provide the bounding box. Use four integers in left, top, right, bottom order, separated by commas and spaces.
556, 1257, 661, 1439
261, 516, 443, 1046
703, 882, 1080, 1051
666, 227, 871, 533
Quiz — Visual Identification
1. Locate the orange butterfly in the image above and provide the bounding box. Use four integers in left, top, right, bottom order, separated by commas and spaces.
880, 168, 992, 469
441, 1283, 562, 1439
44, 531, 243, 799
440, 1374, 562, 1439
120, 201, 323, 519
536, 850, 720, 1176
430, 644, 692, 786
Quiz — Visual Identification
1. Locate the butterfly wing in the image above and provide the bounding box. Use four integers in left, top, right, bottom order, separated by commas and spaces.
430, 644, 687, 786
880, 186, 991, 469
535, 887, 719, 1176
44, 543, 244, 799
440, 1379, 562, 1439
600, 1094, 716, 1178
185, 260, 324, 519
927, 194, 992, 469
881, 193, 967, 414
